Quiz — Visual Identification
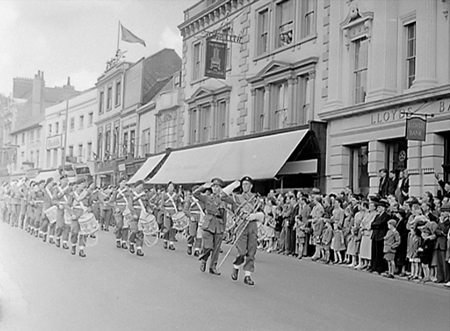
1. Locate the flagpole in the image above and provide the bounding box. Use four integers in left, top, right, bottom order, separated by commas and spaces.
117, 21, 121, 52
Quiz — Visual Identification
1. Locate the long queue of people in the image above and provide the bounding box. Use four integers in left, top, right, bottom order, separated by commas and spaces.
255, 183, 450, 287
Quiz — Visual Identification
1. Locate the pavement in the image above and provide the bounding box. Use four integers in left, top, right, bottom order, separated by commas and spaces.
0, 222, 449, 331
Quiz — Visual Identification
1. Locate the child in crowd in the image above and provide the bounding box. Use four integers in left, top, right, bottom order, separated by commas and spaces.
383, 219, 401, 278
407, 226, 422, 280
418, 221, 438, 282
321, 218, 333, 264
331, 222, 346, 264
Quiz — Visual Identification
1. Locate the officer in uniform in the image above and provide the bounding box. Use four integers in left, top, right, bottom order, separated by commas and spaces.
183, 186, 204, 257
53, 175, 72, 248
222, 176, 263, 286
112, 177, 131, 249
193, 178, 226, 275
129, 180, 146, 257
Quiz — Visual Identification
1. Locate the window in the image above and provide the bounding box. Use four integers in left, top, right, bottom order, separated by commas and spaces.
68, 145, 74, 157
254, 88, 265, 133
301, 0, 316, 38
48, 124, 52, 136
53, 149, 58, 168
15, 135, 18, 146
174, 73, 181, 88
55, 122, 59, 134
105, 125, 111, 159
70, 117, 75, 131
115, 80, 121, 106
257, 9, 269, 55
189, 109, 198, 144
406, 22, 416, 89
200, 105, 211, 142
30, 151, 33, 164
113, 121, 119, 156
78, 144, 83, 158
276, 0, 294, 48
130, 130, 135, 158
222, 28, 232, 70
22, 133, 25, 144
99, 90, 104, 114
123, 132, 128, 157
274, 82, 288, 129
36, 128, 41, 142
46, 150, 51, 168
79, 115, 84, 129
217, 100, 227, 140
88, 112, 93, 126
87, 142, 92, 160
349, 145, 369, 196
107, 85, 112, 110
142, 128, 151, 155
193, 42, 202, 81
385, 139, 408, 172
36, 150, 39, 167
97, 127, 103, 160
354, 37, 368, 104
30, 130, 34, 143
443, 134, 450, 184
296, 76, 310, 125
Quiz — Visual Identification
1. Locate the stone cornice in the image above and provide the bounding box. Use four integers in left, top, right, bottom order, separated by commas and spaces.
319, 84, 450, 121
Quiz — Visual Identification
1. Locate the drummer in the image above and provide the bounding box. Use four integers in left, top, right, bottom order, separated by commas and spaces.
184, 186, 205, 257
112, 177, 132, 249
32, 180, 46, 237
160, 181, 182, 251
193, 178, 226, 275
39, 178, 56, 243
53, 175, 72, 249
129, 180, 147, 257
70, 178, 91, 258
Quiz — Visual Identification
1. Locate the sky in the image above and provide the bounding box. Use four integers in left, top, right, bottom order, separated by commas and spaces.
0, 0, 197, 95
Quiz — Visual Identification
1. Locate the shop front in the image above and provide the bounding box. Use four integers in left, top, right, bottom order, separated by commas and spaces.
323, 89, 450, 197
95, 160, 117, 187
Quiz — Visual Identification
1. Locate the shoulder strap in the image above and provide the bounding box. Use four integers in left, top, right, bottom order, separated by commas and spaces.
166, 193, 178, 212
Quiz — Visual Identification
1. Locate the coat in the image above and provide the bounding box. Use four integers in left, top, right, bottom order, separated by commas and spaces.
434, 218, 450, 251
378, 177, 390, 199
371, 212, 390, 241
383, 229, 401, 253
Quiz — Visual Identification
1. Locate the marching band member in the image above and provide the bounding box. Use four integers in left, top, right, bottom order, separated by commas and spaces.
39, 178, 56, 242
222, 176, 264, 286
70, 178, 91, 257
90, 186, 102, 222
99, 186, 113, 232
18, 178, 30, 229
112, 177, 131, 249
53, 175, 72, 249
161, 181, 181, 251
193, 178, 226, 275
0, 182, 6, 222
32, 180, 46, 237
4, 183, 12, 224
10, 180, 22, 227
129, 180, 147, 257
24, 181, 36, 233
184, 186, 204, 257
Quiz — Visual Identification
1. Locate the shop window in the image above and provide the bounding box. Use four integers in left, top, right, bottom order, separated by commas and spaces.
385, 139, 408, 172
349, 145, 369, 196
276, 0, 294, 48
353, 37, 368, 104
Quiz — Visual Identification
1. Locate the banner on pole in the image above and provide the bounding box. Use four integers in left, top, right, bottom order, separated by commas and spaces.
405, 116, 427, 141
204, 39, 227, 79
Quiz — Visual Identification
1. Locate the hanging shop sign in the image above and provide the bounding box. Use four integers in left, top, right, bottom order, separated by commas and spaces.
405, 116, 427, 141
205, 31, 243, 44
204, 39, 227, 79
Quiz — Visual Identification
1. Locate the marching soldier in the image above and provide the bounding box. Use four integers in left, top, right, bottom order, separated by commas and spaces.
10, 180, 22, 227
161, 181, 181, 250
222, 176, 264, 286
32, 180, 46, 237
184, 186, 204, 257
53, 175, 72, 249
99, 186, 114, 231
24, 181, 36, 234
129, 180, 147, 257
39, 178, 56, 242
18, 179, 30, 229
112, 177, 131, 249
70, 178, 91, 257
193, 178, 226, 275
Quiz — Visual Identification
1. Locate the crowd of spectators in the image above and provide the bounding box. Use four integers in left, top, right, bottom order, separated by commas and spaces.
256, 169, 450, 287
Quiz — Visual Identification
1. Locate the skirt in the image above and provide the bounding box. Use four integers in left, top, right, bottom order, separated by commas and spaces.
359, 236, 372, 260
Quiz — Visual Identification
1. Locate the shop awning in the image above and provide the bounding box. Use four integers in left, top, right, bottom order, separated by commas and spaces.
148, 129, 310, 184
277, 160, 318, 176
127, 154, 166, 184
34, 170, 58, 183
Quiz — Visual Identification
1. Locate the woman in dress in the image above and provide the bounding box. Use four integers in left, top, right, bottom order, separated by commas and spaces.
356, 201, 376, 269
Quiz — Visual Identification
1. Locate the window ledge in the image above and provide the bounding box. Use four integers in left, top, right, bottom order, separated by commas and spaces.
253, 34, 317, 63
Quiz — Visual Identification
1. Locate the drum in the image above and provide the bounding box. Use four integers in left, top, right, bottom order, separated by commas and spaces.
44, 206, 58, 224
172, 211, 188, 231
79, 212, 100, 236
139, 210, 159, 247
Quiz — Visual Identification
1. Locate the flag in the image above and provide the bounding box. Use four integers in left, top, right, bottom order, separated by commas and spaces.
120, 24, 146, 47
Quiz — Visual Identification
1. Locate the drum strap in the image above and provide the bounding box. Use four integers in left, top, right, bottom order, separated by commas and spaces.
74, 191, 86, 210
166, 193, 178, 213
59, 185, 68, 203
118, 189, 130, 207
191, 197, 205, 216
45, 187, 53, 200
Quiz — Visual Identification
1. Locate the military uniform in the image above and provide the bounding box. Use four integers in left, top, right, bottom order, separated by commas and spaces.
10, 181, 22, 227
18, 181, 29, 229
183, 192, 204, 256
33, 182, 45, 237
53, 178, 72, 249
39, 181, 56, 242
160, 185, 181, 250
129, 181, 147, 257
223, 176, 263, 286
112, 184, 131, 249
71, 180, 91, 257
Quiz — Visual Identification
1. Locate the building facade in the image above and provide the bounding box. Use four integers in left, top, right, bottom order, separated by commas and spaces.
320, 0, 450, 197
44, 87, 97, 181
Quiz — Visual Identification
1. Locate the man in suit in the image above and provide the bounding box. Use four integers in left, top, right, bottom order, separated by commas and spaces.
378, 169, 390, 199
435, 203, 450, 283
370, 199, 390, 274
395, 170, 409, 205
193, 178, 226, 275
